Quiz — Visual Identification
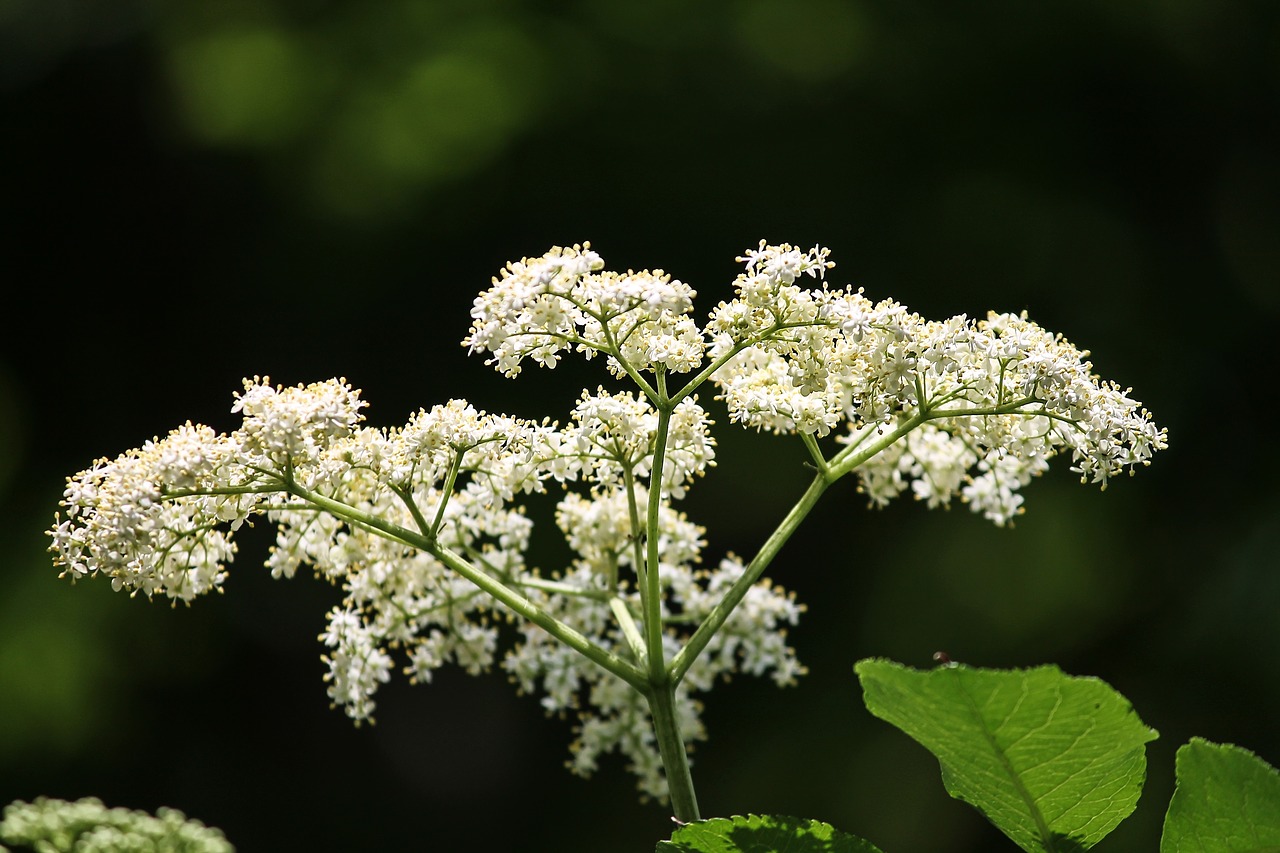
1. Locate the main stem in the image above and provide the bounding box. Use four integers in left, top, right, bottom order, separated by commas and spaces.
640, 387, 701, 821
647, 680, 700, 822
651, 410, 937, 817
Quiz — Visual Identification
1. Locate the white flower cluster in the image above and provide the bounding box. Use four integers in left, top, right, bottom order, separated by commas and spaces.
47, 373, 794, 794
827, 309, 1168, 524
505, 487, 803, 799
232, 375, 367, 472
465, 241, 1166, 524
549, 389, 715, 499
464, 243, 704, 378
0, 797, 232, 853
247, 395, 551, 721
48, 240, 1167, 803
48, 378, 369, 604
48, 421, 243, 602
702, 244, 1167, 524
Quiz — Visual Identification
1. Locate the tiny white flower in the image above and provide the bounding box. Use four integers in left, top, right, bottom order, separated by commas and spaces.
49, 239, 1167, 803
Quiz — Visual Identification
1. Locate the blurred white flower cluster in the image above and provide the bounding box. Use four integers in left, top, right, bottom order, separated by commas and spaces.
0, 797, 232, 853
48, 241, 1166, 800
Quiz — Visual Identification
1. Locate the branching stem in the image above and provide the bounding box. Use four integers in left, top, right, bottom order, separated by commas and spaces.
283, 479, 648, 692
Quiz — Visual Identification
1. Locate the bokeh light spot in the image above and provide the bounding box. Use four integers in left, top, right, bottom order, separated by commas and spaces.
166, 26, 321, 147
735, 0, 867, 83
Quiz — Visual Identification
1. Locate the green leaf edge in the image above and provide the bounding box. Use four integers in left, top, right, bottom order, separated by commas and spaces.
854, 657, 1158, 853
1160, 737, 1280, 853
656, 813, 885, 853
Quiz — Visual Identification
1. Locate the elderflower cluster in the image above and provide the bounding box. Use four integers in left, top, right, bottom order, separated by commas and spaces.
553, 389, 715, 499
702, 243, 1167, 524
47, 372, 793, 794
49, 422, 241, 601
827, 309, 1167, 524
48, 239, 1166, 803
47, 378, 369, 603
464, 243, 705, 378
504, 485, 803, 798
0, 797, 232, 853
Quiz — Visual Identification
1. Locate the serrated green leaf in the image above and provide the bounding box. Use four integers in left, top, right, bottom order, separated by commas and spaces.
855, 658, 1157, 853
656, 814, 884, 853
1160, 738, 1280, 853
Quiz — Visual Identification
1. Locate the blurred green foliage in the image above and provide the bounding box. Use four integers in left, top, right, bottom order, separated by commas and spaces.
1, 1, 1278, 851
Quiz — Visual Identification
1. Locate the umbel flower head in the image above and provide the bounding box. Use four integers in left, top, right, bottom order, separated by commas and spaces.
0, 797, 232, 853
48, 241, 1166, 801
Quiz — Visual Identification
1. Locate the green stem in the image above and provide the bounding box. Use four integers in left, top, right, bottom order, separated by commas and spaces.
644, 403, 673, 684
432, 543, 645, 692
610, 596, 647, 665
671, 399, 1050, 684
827, 409, 931, 480
515, 575, 610, 600
389, 483, 433, 540
669, 471, 831, 683
800, 431, 829, 474
669, 318, 834, 406
646, 681, 700, 822
596, 311, 660, 404
283, 481, 648, 692
429, 450, 465, 537
671, 410, 934, 684
630, 375, 702, 819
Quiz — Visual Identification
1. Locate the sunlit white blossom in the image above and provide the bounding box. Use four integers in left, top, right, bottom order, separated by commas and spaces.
49, 239, 1166, 806
559, 388, 716, 499
504, 494, 802, 800
464, 246, 704, 380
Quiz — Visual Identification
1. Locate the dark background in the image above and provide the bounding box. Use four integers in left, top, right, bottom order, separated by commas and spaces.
2, 2, 1277, 851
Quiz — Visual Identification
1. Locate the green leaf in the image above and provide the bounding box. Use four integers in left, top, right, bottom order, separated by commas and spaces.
1161, 738, 1280, 852
855, 658, 1157, 852
656, 814, 884, 853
